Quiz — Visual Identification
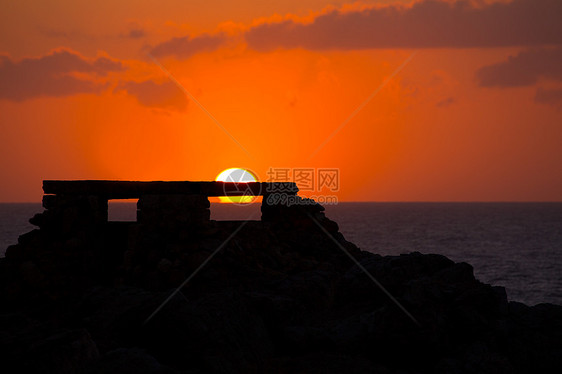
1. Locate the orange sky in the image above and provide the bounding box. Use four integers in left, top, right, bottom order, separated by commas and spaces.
1, 0, 561, 202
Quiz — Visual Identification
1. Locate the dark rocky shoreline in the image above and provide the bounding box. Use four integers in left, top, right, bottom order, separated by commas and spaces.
1, 184, 561, 373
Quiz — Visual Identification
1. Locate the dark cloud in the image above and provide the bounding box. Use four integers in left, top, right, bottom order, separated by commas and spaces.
92, 56, 127, 75
150, 33, 227, 59
0, 49, 125, 101
39, 27, 71, 39
118, 80, 188, 111
436, 97, 456, 108
535, 87, 562, 108
476, 47, 562, 87
127, 28, 146, 39
475, 47, 562, 109
245, 0, 562, 51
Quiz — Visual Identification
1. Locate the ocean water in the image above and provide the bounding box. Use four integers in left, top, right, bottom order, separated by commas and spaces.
326, 203, 562, 307
1, 202, 561, 306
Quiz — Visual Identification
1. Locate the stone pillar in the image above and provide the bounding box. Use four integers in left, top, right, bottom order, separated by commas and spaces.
261, 194, 327, 223
30, 194, 108, 235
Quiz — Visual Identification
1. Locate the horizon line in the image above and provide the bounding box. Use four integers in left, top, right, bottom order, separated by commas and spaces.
1, 200, 561, 204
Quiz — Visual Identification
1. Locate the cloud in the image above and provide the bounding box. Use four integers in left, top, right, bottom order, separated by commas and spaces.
245, 0, 562, 51
476, 47, 562, 87
117, 80, 188, 111
436, 97, 456, 107
150, 33, 227, 59
475, 46, 562, 109
0, 49, 125, 101
127, 28, 146, 39
535, 87, 562, 108
39, 27, 71, 39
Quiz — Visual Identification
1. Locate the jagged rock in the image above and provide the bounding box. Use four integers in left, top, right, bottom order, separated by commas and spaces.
86, 348, 177, 374
1, 181, 561, 373
20, 261, 45, 289
1, 328, 101, 374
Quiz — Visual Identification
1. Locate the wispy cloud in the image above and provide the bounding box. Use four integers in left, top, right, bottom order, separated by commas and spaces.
476, 47, 562, 87
117, 79, 188, 111
436, 97, 456, 108
476, 46, 562, 108
126, 28, 146, 39
245, 0, 562, 51
535, 87, 562, 109
0, 48, 125, 101
150, 33, 227, 59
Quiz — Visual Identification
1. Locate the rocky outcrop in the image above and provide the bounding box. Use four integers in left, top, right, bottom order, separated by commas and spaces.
1, 181, 561, 373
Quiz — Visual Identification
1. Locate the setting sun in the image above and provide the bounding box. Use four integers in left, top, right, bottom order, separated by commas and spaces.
214, 167, 258, 204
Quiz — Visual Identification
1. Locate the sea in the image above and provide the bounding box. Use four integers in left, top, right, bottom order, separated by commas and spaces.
1, 202, 561, 306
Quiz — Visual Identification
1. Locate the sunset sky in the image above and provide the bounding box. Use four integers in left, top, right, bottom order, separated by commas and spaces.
1, 0, 561, 202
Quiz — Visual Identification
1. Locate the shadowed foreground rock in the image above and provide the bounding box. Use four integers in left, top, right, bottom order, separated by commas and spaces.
1, 181, 561, 373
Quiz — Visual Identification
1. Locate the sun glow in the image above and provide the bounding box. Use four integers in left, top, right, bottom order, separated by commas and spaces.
214, 167, 258, 204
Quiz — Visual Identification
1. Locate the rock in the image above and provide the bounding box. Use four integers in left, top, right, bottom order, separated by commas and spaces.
132, 290, 274, 373
86, 348, 177, 374
20, 261, 45, 289
261, 352, 387, 374
1, 183, 562, 373
157, 258, 173, 273
27, 329, 99, 374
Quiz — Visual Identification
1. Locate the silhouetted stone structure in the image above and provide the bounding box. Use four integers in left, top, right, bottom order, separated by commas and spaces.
11, 180, 346, 292
39, 180, 300, 229
42, 180, 298, 199
2, 180, 562, 373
